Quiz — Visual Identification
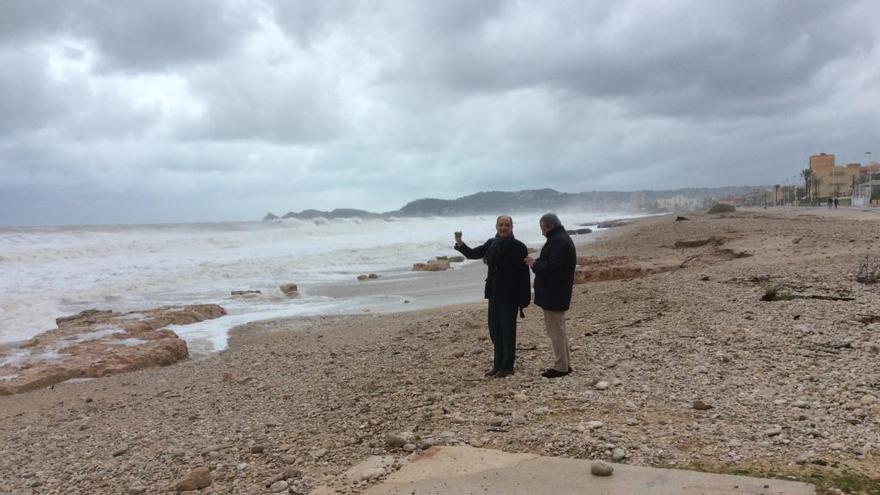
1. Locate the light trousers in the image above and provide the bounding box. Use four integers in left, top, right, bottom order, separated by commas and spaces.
543, 309, 570, 372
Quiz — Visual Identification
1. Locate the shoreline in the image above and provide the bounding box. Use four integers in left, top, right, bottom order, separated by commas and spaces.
2, 208, 878, 494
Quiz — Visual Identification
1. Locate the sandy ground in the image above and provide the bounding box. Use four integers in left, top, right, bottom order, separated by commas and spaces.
1, 207, 879, 494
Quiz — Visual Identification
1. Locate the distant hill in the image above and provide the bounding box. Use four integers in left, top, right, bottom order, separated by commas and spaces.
276, 208, 381, 220
263, 186, 765, 220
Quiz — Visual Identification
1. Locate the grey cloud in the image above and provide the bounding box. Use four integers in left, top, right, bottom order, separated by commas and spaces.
0, 0, 259, 72
381, 0, 874, 120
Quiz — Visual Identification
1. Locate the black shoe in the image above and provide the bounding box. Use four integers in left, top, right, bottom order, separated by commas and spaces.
484, 368, 499, 377
494, 370, 514, 378
541, 368, 572, 378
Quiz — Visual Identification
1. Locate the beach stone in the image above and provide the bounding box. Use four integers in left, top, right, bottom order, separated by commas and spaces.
513, 393, 528, 402
591, 460, 614, 476
765, 426, 783, 437
612, 448, 627, 461
625, 418, 639, 426
385, 432, 412, 449
250, 445, 265, 454
269, 480, 288, 492
128, 484, 147, 495
357, 274, 369, 281
586, 421, 604, 430
594, 381, 609, 390
692, 400, 713, 411
174, 467, 212, 492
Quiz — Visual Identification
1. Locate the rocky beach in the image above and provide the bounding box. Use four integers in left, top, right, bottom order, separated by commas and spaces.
1, 208, 879, 494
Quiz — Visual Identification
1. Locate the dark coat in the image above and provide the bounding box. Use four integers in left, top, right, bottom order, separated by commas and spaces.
455, 236, 531, 309
531, 226, 577, 311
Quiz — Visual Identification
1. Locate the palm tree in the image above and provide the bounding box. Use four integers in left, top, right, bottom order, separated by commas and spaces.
812, 176, 823, 204
801, 169, 812, 204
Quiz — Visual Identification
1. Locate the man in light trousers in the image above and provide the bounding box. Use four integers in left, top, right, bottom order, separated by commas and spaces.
525, 213, 577, 378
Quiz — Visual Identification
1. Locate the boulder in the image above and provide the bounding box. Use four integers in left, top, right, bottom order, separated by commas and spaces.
279, 283, 299, 298
357, 274, 369, 281
412, 259, 451, 272
566, 228, 592, 235
597, 220, 627, 229
0, 304, 226, 395
448, 256, 465, 263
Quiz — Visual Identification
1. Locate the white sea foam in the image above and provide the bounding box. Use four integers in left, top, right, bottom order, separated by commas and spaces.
0, 211, 641, 349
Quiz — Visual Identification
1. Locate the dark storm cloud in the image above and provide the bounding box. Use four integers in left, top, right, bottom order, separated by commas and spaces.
384, 0, 872, 119
0, 0, 877, 225
0, 0, 259, 71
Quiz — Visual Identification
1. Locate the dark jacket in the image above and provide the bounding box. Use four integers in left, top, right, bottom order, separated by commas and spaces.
455, 236, 531, 309
531, 226, 577, 311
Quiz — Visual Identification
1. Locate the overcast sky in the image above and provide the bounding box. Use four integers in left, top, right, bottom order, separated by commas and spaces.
1, 0, 878, 225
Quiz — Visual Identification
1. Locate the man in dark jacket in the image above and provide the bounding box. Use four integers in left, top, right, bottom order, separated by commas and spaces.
455, 215, 531, 378
525, 213, 577, 378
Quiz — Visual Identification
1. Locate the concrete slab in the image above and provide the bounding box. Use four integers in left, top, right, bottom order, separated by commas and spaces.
361, 446, 815, 495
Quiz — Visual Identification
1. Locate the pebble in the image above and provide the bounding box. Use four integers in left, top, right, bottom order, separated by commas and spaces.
612, 448, 627, 461
764, 426, 783, 437
591, 461, 614, 476
586, 421, 604, 430
692, 400, 713, 411
594, 381, 609, 390
625, 417, 639, 426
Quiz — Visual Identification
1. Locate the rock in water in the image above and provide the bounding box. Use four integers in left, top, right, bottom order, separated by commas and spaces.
279, 283, 299, 298
591, 461, 614, 476
174, 467, 212, 492
412, 259, 451, 271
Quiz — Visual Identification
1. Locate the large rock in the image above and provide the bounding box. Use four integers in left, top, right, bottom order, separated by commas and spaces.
412, 259, 451, 272
0, 304, 225, 395
279, 283, 300, 298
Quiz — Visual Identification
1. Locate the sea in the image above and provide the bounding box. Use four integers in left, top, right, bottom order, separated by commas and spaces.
0, 211, 640, 355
